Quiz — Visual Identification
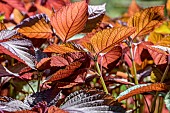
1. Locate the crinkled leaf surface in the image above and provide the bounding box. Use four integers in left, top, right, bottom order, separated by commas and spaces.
24, 87, 60, 107
0, 39, 35, 69
0, 97, 31, 112
60, 89, 126, 113
148, 31, 170, 47
0, 30, 17, 41
148, 31, 164, 44
82, 4, 106, 33
44, 43, 81, 54
128, 6, 164, 39
147, 45, 168, 65
46, 61, 82, 82
51, 1, 88, 42
90, 27, 136, 54
16, 14, 53, 39
50, 56, 69, 67
117, 83, 167, 102
98, 46, 122, 68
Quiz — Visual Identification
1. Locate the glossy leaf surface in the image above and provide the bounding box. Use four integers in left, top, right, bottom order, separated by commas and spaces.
128, 6, 164, 38
90, 27, 135, 54
46, 62, 82, 82
44, 43, 81, 54
17, 14, 53, 39
60, 89, 126, 113
98, 46, 122, 68
117, 83, 167, 102
51, 1, 88, 42
0, 39, 35, 69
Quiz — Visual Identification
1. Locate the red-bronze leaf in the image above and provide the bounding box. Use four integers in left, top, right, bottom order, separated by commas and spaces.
133, 41, 153, 65
98, 46, 122, 68
46, 62, 82, 82
3, 0, 26, 12
0, 1, 13, 19
90, 27, 136, 54
48, 106, 68, 113
117, 83, 167, 102
36, 57, 51, 70
128, 6, 164, 39
39, 0, 70, 11
51, 1, 88, 42
44, 43, 80, 54
16, 14, 53, 39
147, 45, 168, 65
50, 56, 69, 67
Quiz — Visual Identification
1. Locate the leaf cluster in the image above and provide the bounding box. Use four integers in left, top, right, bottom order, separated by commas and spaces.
0, 0, 170, 113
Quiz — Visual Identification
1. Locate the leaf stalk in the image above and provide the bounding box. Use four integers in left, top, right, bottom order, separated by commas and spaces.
95, 61, 108, 94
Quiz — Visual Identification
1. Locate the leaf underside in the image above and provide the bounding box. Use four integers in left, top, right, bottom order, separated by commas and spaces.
60, 89, 126, 113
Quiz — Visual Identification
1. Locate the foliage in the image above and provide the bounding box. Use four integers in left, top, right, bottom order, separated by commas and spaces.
0, 0, 170, 113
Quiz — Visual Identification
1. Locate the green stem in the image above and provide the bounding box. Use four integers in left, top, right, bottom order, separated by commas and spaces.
95, 61, 108, 94
37, 72, 42, 92
129, 46, 138, 85
158, 96, 164, 113
151, 92, 159, 113
21, 78, 35, 93
9, 80, 13, 97
128, 42, 140, 113
151, 63, 169, 113
160, 64, 169, 83
164, 0, 170, 20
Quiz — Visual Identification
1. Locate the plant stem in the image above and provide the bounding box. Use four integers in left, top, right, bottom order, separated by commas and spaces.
129, 46, 138, 85
143, 95, 151, 113
158, 96, 164, 113
128, 41, 140, 113
21, 77, 35, 93
151, 62, 169, 113
37, 72, 42, 92
95, 61, 108, 94
160, 64, 169, 83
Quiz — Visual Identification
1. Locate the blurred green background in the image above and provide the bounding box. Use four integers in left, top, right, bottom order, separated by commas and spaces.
72, 0, 165, 18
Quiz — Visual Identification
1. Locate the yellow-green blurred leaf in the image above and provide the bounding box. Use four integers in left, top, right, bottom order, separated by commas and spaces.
151, 67, 170, 83
148, 31, 164, 44
154, 21, 170, 34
